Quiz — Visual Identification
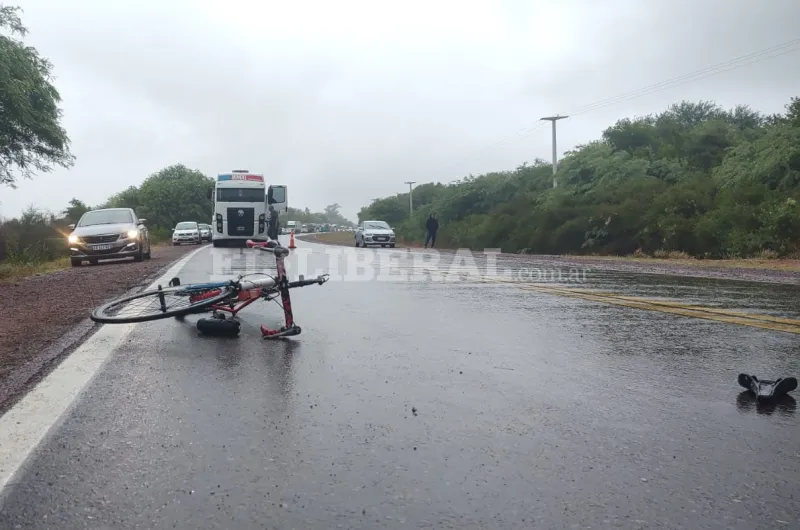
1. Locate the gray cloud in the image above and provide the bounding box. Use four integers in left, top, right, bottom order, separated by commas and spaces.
2, 0, 799, 221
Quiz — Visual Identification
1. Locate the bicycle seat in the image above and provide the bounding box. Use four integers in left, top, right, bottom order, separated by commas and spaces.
738, 374, 797, 400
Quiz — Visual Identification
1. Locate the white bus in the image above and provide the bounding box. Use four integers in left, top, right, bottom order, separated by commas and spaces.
208, 170, 287, 247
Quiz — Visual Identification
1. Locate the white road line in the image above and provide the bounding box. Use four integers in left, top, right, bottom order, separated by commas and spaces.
0, 245, 208, 495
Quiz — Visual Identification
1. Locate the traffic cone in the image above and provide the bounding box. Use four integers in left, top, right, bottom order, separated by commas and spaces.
288, 229, 296, 249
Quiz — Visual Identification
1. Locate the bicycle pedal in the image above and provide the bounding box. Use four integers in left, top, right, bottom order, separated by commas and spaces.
261, 325, 301, 339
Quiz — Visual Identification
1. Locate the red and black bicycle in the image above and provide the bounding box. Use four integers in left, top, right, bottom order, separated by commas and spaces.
90, 240, 328, 338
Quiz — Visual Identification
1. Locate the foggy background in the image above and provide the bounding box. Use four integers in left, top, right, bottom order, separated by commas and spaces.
2, 0, 798, 221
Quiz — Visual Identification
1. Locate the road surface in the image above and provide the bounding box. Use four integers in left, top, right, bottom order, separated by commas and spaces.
1, 237, 799, 529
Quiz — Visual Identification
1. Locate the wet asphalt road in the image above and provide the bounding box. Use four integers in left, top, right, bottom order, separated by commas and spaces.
1, 238, 799, 529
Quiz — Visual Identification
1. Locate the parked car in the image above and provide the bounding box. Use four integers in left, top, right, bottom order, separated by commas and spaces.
172, 221, 202, 245
355, 220, 396, 248
67, 208, 151, 267
198, 223, 212, 242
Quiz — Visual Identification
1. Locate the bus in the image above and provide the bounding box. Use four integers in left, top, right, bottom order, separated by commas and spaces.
208, 170, 287, 247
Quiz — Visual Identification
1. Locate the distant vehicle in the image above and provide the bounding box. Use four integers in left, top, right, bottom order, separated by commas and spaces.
355, 220, 396, 248
207, 170, 287, 247
67, 208, 151, 267
286, 220, 297, 232
172, 221, 202, 245
198, 223, 212, 242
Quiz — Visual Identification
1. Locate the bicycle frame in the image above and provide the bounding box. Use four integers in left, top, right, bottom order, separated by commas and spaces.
186, 240, 296, 331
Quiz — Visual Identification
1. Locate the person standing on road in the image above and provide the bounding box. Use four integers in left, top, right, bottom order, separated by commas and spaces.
424, 213, 439, 248
267, 204, 280, 241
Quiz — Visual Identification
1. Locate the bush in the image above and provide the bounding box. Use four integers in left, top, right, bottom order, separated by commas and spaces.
358, 97, 800, 259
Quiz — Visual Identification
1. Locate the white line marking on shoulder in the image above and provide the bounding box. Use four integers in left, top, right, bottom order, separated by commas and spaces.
0, 245, 207, 495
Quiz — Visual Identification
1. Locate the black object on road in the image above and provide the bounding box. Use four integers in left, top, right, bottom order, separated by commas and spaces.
738, 374, 797, 400
197, 315, 241, 337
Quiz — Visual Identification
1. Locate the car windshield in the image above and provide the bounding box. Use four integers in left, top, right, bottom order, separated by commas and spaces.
364, 221, 390, 230
175, 222, 198, 230
77, 210, 135, 227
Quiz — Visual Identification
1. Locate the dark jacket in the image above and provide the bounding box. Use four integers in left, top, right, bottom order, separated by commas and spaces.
426, 216, 439, 233
267, 208, 279, 240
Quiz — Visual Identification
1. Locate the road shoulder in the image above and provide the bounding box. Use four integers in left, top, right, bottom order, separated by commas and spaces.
299, 233, 800, 285
0, 244, 204, 414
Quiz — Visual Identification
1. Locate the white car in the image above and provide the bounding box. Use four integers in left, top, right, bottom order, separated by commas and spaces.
172, 221, 202, 245
198, 223, 212, 242
355, 220, 396, 248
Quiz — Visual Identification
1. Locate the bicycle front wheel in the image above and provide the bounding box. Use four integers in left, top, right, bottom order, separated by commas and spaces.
91, 283, 235, 324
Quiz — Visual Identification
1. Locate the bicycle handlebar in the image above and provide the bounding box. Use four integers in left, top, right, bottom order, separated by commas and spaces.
288, 275, 329, 288
241, 239, 328, 289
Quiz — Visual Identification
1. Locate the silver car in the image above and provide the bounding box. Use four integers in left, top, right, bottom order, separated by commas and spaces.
67, 208, 152, 266
172, 221, 202, 245
198, 223, 212, 242
355, 220, 396, 248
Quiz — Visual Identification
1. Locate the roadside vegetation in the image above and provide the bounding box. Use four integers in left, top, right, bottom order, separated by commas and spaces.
0, 167, 353, 280
3, 3, 798, 279
358, 97, 800, 261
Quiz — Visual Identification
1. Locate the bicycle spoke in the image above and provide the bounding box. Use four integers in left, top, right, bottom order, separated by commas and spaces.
104, 291, 197, 319
92, 284, 233, 323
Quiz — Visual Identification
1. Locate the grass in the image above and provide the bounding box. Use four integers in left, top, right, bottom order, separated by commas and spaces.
0, 257, 71, 282
302, 231, 358, 245
0, 238, 178, 282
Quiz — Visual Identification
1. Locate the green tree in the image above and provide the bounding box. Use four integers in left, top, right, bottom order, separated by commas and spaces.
61, 198, 90, 224
357, 96, 800, 258
0, 5, 74, 187
134, 164, 214, 229
286, 203, 354, 226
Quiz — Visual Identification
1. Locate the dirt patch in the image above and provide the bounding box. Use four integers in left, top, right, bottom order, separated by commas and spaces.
0, 244, 200, 411
526, 255, 800, 285
298, 232, 405, 248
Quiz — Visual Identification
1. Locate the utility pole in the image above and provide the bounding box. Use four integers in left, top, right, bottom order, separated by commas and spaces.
540, 115, 568, 188
404, 181, 416, 215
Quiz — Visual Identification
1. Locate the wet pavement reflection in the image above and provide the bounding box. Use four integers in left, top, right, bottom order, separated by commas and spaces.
1, 238, 798, 529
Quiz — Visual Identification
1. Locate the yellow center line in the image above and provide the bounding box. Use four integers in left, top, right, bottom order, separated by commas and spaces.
442, 272, 800, 334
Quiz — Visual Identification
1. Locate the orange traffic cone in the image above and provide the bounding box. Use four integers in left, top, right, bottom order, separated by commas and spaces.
288, 229, 296, 249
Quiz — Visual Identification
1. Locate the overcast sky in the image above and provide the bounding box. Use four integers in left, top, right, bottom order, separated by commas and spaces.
1, 0, 799, 222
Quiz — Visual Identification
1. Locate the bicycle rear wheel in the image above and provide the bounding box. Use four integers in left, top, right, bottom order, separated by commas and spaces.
91, 283, 235, 324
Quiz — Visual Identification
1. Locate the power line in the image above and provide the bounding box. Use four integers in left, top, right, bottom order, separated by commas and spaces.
429, 37, 800, 180
562, 39, 800, 118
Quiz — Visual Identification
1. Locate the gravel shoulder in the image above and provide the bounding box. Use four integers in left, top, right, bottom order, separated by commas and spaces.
299, 233, 800, 285
0, 244, 201, 412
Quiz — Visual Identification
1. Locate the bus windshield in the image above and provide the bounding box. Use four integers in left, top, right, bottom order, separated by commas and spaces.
216, 188, 264, 203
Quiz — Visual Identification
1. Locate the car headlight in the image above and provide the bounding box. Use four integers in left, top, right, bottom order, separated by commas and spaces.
127, 229, 139, 239
68, 234, 78, 244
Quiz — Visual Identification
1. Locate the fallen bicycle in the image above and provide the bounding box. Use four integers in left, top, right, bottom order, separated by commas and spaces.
90, 240, 328, 339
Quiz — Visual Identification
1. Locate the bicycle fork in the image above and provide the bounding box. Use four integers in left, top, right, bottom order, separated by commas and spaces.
261, 252, 301, 338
